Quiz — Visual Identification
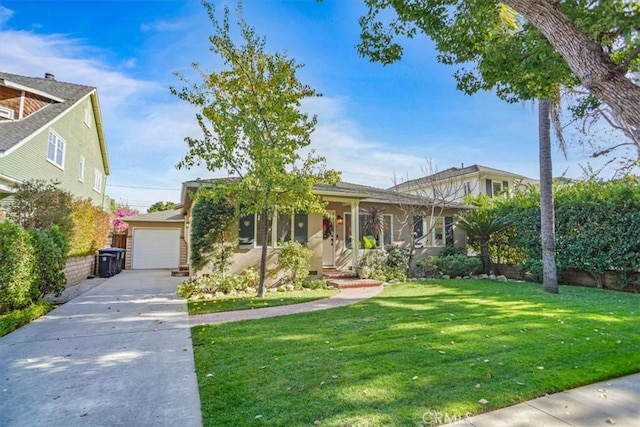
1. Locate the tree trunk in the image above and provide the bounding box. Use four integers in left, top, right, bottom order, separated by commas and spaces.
539, 99, 559, 293
257, 208, 269, 298
479, 238, 491, 275
503, 0, 640, 134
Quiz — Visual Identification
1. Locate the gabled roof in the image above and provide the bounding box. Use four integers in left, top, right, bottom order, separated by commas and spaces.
181, 178, 468, 210
0, 72, 110, 174
123, 208, 185, 223
389, 164, 535, 191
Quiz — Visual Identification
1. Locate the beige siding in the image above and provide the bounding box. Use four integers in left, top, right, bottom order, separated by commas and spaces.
0, 94, 107, 206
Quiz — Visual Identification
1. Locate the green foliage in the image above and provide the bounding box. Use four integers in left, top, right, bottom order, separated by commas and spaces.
177, 268, 263, 300
482, 177, 640, 285
416, 256, 440, 278
361, 235, 376, 250
303, 279, 328, 290
0, 222, 36, 310
7, 179, 74, 236
438, 246, 466, 257
171, 3, 340, 296
28, 226, 68, 299
190, 190, 236, 272
436, 255, 481, 277
147, 201, 176, 213
357, 249, 387, 280
362, 205, 385, 243
0, 300, 52, 337
69, 198, 111, 257
276, 241, 313, 287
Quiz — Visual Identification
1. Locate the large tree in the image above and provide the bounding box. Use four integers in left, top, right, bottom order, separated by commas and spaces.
147, 201, 176, 213
359, 0, 640, 155
172, 2, 339, 297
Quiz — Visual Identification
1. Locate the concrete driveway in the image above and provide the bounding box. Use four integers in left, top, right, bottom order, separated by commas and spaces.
0, 270, 202, 427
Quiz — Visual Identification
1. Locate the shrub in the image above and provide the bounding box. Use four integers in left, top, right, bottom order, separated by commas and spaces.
438, 246, 466, 257
276, 241, 313, 287
29, 226, 68, 298
0, 222, 36, 311
357, 249, 387, 279
0, 300, 52, 337
416, 256, 439, 278
384, 245, 410, 281
190, 191, 236, 272
177, 278, 200, 299
303, 279, 328, 290
7, 179, 74, 237
69, 198, 111, 257
436, 254, 480, 277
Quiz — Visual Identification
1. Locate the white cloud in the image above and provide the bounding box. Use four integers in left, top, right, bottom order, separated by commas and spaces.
0, 6, 13, 25
140, 19, 190, 33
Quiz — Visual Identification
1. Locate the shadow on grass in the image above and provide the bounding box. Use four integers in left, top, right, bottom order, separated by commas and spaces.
191, 280, 640, 426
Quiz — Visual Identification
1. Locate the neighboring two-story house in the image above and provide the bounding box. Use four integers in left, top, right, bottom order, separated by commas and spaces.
389, 164, 538, 203
0, 72, 110, 208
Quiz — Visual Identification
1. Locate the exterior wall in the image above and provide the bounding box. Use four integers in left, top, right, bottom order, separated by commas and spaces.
327, 201, 467, 270
0, 93, 108, 207
64, 255, 96, 286
124, 221, 186, 270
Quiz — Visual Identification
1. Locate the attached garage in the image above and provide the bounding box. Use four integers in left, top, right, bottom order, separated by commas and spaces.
132, 228, 180, 269
123, 208, 186, 270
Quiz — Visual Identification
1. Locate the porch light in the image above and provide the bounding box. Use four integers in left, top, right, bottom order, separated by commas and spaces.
336, 215, 343, 225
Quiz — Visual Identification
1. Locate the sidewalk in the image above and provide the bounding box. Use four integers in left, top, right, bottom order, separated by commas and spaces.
444, 373, 640, 426
0, 270, 202, 427
190, 285, 384, 325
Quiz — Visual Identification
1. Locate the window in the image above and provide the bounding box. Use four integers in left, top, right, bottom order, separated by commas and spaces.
492, 181, 503, 197
93, 169, 103, 193
47, 130, 65, 168
239, 211, 307, 248
382, 214, 393, 246
414, 216, 447, 247
463, 181, 472, 196
344, 213, 367, 249
78, 156, 85, 182
0, 106, 14, 120
84, 103, 91, 127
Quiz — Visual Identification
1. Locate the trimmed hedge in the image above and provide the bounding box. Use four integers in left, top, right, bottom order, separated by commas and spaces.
0, 222, 36, 311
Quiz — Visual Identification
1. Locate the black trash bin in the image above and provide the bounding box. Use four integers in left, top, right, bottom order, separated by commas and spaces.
98, 253, 116, 278
99, 248, 126, 274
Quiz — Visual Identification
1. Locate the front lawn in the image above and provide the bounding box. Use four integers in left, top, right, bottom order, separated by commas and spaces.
0, 301, 52, 337
188, 288, 338, 315
192, 279, 640, 426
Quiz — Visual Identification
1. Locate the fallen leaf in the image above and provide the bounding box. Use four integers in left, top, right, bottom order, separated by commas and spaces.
475, 384, 481, 389
605, 418, 615, 424
516, 381, 525, 385
485, 372, 492, 378
438, 350, 446, 354
80, 413, 88, 417
206, 373, 213, 378
320, 381, 325, 386
412, 376, 418, 380
331, 375, 339, 379
478, 399, 488, 405
314, 421, 321, 426
537, 366, 545, 370
255, 415, 263, 419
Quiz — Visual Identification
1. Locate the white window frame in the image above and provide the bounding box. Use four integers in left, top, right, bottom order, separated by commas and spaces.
93, 168, 102, 193
84, 103, 92, 127
78, 156, 85, 182
492, 181, 503, 197
47, 129, 65, 169
0, 106, 15, 120
415, 217, 446, 247
243, 211, 308, 248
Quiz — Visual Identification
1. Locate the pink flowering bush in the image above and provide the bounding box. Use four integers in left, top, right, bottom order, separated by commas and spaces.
112, 208, 137, 234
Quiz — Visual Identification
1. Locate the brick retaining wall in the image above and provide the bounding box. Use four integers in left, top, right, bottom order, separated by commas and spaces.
64, 255, 96, 286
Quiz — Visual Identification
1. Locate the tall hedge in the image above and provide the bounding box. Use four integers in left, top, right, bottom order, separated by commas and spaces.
484, 176, 640, 285
69, 198, 111, 257
29, 226, 69, 298
0, 222, 36, 310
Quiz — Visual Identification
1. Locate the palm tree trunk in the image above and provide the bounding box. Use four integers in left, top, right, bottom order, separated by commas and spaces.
539, 99, 559, 293
258, 208, 269, 297
480, 238, 491, 275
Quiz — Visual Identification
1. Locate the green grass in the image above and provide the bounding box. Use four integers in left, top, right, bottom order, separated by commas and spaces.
0, 300, 52, 337
188, 288, 338, 315
192, 279, 640, 426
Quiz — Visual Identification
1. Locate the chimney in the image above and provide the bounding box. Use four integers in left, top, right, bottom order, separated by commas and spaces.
461, 163, 464, 168
44, 72, 55, 80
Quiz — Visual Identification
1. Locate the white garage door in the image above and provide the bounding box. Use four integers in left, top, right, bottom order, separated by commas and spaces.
132, 228, 180, 269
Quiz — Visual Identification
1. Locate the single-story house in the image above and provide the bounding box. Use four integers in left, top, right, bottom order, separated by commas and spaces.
123, 180, 470, 279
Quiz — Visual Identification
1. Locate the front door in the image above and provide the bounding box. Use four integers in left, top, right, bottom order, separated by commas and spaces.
322, 212, 335, 266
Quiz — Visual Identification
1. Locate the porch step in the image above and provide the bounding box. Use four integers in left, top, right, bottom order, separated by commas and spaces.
322, 268, 356, 280
327, 278, 384, 289
171, 266, 190, 277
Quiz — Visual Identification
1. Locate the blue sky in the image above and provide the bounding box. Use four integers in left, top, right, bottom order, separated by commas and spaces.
0, 0, 623, 211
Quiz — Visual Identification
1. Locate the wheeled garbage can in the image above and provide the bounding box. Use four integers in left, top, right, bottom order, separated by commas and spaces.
98, 248, 126, 274
98, 253, 116, 278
